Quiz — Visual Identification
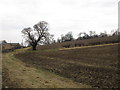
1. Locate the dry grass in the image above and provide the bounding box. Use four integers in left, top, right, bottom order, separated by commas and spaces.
15, 43, 120, 88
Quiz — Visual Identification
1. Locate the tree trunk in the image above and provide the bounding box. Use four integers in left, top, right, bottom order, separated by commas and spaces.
32, 45, 37, 50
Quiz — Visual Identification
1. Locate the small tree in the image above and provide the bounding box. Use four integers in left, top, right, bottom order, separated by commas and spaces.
61, 34, 65, 42
57, 38, 61, 43
89, 31, 97, 38
64, 32, 74, 41
82, 32, 89, 39
77, 32, 83, 40
22, 21, 49, 50
60, 32, 74, 42
112, 29, 120, 36
99, 31, 108, 37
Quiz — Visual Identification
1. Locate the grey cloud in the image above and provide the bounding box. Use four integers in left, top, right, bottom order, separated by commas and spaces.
0, 0, 118, 43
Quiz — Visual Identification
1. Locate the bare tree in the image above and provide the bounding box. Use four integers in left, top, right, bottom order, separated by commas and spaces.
43, 33, 54, 45
22, 21, 49, 50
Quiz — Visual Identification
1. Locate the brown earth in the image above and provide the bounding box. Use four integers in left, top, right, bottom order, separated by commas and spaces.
2, 48, 90, 88
15, 43, 120, 88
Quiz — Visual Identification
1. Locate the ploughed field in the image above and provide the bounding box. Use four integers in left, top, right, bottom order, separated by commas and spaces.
15, 44, 119, 88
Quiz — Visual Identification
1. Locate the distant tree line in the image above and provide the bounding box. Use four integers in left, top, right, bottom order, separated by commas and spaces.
56, 29, 120, 43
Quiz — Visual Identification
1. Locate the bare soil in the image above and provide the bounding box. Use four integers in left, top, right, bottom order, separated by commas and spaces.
2, 48, 90, 88
15, 43, 120, 88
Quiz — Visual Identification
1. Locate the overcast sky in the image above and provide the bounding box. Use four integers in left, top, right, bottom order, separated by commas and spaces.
0, 0, 118, 43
